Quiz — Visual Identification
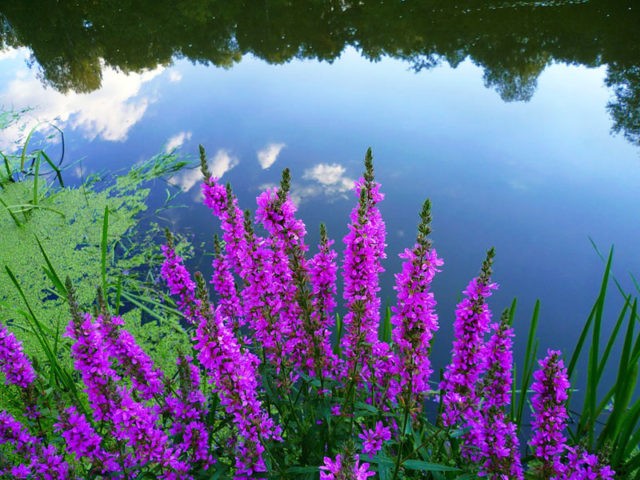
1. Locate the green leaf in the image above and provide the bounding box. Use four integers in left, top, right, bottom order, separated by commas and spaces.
402, 459, 460, 472
285, 466, 320, 474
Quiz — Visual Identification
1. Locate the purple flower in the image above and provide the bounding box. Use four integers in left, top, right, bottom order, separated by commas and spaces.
564, 447, 615, 480
9, 464, 31, 478
255, 174, 307, 254
340, 152, 387, 390
194, 303, 281, 476
165, 355, 212, 468
440, 249, 497, 430
161, 244, 199, 322
54, 406, 118, 474
33, 444, 71, 479
66, 310, 187, 475
306, 225, 339, 378
0, 322, 36, 388
256, 174, 332, 380
65, 312, 121, 421
390, 199, 443, 411
0, 410, 40, 458
211, 236, 244, 330
162, 244, 281, 477
320, 454, 375, 480
477, 316, 523, 479
319, 454, 343, 479
96, 314, 165, 400
0, 410, 70, 479
359, 421, 391, 455
201, 180, 247, 275
529, 349, 570, 478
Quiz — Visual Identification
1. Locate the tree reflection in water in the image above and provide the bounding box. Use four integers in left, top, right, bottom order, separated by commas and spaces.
1, 0, 638, 144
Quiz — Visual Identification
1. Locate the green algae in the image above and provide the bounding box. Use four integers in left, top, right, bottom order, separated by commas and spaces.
0, 151, 192, 394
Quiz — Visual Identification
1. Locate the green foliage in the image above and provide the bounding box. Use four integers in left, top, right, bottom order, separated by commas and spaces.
562, 245, 640, 477
0, 116, 192, 412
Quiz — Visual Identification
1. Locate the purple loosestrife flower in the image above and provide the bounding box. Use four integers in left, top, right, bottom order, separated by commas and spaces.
161, 244, 200, 322
110, 385, 188, 475
193, 295, 280, 477
319, 453, 376, 480
201, 174, 247, 275
34, 445, 72, 479
255, 169, 307, 254
54, 406, 119, 474
165, 355, 213, 468
65, 303, 187, 477
440, 248, 497, 429
358, 421, 391, 456
390, 199, 443, 412
0, 410, 40, 460
341, 150, 387, 388
0, 410, 70, 479
529, 349, 570, 478
65, 311, 121, 421
477, 312, 523, 479
242, 229, 297, 376
162, 246, 280, 478
256, 171, 331, 378
211, 236, 244, 330
564, 447, 615, 479
307, 224, 339, 378
0, 322, 36, 388
97, 313, 165, 400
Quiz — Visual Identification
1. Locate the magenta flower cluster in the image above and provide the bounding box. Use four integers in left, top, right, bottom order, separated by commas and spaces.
529, 350, 614, 479
0, 149, 617, 479
320, 453, 376, 480
0, 322, 36, 388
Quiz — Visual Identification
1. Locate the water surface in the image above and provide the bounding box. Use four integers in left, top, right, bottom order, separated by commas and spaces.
1, 1, 639, 377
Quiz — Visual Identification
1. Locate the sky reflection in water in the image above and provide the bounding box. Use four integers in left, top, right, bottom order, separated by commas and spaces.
0, 44, 639, 375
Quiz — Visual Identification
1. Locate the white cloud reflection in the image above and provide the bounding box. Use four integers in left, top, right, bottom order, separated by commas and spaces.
165, 131, 192, 152
257, 142, 285, 169
284, 162, 355, 205
170, 148, 239, 192
0, 47, 25, 62
304, 163, 353, 187
168, 70, 183, 83
0, 49, 163, 151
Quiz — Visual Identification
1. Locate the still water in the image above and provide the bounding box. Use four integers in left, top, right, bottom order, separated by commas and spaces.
0, 1, 639, 376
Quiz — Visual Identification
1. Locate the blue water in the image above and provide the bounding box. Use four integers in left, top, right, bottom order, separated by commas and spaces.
1, 45, 639, 381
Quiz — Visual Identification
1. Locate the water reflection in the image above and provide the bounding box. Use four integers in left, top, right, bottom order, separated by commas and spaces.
169, 148, 239, 193
165, 131, 192, 153
292, 163, 355, 205
257, 143, 286, 170
1, 0, 638, 144
0, 58, 164, 149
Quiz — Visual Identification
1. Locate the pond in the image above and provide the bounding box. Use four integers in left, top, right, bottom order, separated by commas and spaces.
0, 0, 639, 376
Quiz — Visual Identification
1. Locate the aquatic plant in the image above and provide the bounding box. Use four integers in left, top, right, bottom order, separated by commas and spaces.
0, 114, 192, 418
0, 146, 633, 479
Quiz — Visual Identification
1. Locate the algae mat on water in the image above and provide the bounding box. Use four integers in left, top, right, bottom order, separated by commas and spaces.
0, 157, 192, 393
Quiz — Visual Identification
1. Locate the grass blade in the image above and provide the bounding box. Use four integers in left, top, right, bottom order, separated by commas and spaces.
19, 122, 42, 171
1, 151, 10, 177
606, 301, 640, 461
596, 294, 631, 381
334, 313, 343, 357
35, 235, 68, 299
5, 266, 84, 410
515, 299, 539, 430
101, 206, 109, 295
39, 150, 64, 187
0, 196, 22, 227
32, 153, 40, 205
579, 248, 613, 447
